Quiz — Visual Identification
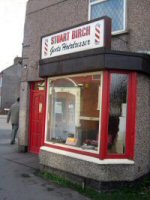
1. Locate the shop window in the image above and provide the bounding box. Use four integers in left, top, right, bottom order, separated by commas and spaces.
108, 73, 128, 154
46, 73, 103, 153
45, 72, 136, 159
89, 0, 127, 33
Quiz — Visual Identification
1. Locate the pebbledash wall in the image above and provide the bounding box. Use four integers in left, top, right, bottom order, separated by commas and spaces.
19, 0, 150, 189
0, 57, 22, 113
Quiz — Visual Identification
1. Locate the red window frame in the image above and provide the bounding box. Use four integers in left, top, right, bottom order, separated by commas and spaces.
44, 71, 137, 160
44, 73, 102, 158
100, 71, 137, 159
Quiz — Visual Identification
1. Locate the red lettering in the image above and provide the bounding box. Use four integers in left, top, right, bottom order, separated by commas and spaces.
66, 32, 70, 40
86, 26, 90, 36
78, 29, 82, 38
51, 32, 70, 44
57, 35, 61, 43
72, 26, 91, 39
51, 36, 54, 45
82, 27, 86, 36
72, 31, 75, 39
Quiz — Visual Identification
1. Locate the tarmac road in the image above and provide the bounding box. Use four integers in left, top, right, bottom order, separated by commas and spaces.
0, 115, 90, 200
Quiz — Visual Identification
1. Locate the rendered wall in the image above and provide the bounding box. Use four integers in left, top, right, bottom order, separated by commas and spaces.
18, 81, 30, 152
133, 73, 150, 178
0, 64, 21, 112
22, 0, 150, 82
39, 149, 135, 182
39, 73, 150, 183
19, 0, 150, 185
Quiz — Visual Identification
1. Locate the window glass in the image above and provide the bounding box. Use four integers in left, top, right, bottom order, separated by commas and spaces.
33, 81, 45, 90
90, 0, 98, 2
46, 73, 102, 152
108, 73, 128, 154
90, 0, 126, 32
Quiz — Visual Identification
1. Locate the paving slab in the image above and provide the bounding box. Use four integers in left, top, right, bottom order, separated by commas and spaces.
0, 115, 90, 200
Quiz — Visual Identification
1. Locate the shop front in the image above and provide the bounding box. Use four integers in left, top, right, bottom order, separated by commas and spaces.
37, 17, 150, 189
41, 70, 136, 159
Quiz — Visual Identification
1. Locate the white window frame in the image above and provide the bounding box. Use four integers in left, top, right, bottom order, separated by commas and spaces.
88, 0, 127, 35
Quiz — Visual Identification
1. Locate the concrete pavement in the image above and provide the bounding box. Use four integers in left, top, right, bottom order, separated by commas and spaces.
0, 115, 90, 200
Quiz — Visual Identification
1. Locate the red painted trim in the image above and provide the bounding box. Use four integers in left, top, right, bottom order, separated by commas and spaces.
42, 71, 137, 160
41, 79, 47, 146
126, 72, 137, 159
29, 81, 46, 154
43, 76, 102, 159
44, 143, 99, 158
100, 71, 110, 159
105, 71, 137, 159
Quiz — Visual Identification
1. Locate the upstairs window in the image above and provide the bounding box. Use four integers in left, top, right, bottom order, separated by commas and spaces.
89, 0, 127, 33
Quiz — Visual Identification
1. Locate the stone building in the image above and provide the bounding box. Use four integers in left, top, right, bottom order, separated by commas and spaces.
0, 57, 22, 113
19, 0, 150, 190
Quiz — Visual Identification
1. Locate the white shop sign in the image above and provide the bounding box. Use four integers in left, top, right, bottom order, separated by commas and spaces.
41, 19, 105, 59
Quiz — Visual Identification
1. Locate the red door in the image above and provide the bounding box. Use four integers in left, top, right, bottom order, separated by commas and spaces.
29, 82, 46, 154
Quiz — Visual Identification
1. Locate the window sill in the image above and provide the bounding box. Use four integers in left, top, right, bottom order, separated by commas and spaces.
112, 30, 129, 37
44, 141, 99, 154
40, 146, 134, 165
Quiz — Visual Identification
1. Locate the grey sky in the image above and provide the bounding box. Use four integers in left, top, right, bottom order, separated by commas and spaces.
0, 0, 28, 71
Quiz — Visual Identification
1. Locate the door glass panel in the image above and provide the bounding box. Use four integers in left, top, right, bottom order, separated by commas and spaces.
108, 73, 128, 154
33, 81, 45, 90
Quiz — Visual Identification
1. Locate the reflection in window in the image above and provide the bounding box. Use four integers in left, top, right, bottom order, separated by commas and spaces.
90, 0, 126, 32
46, 73, 102, 151
108, 73, 128, 154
